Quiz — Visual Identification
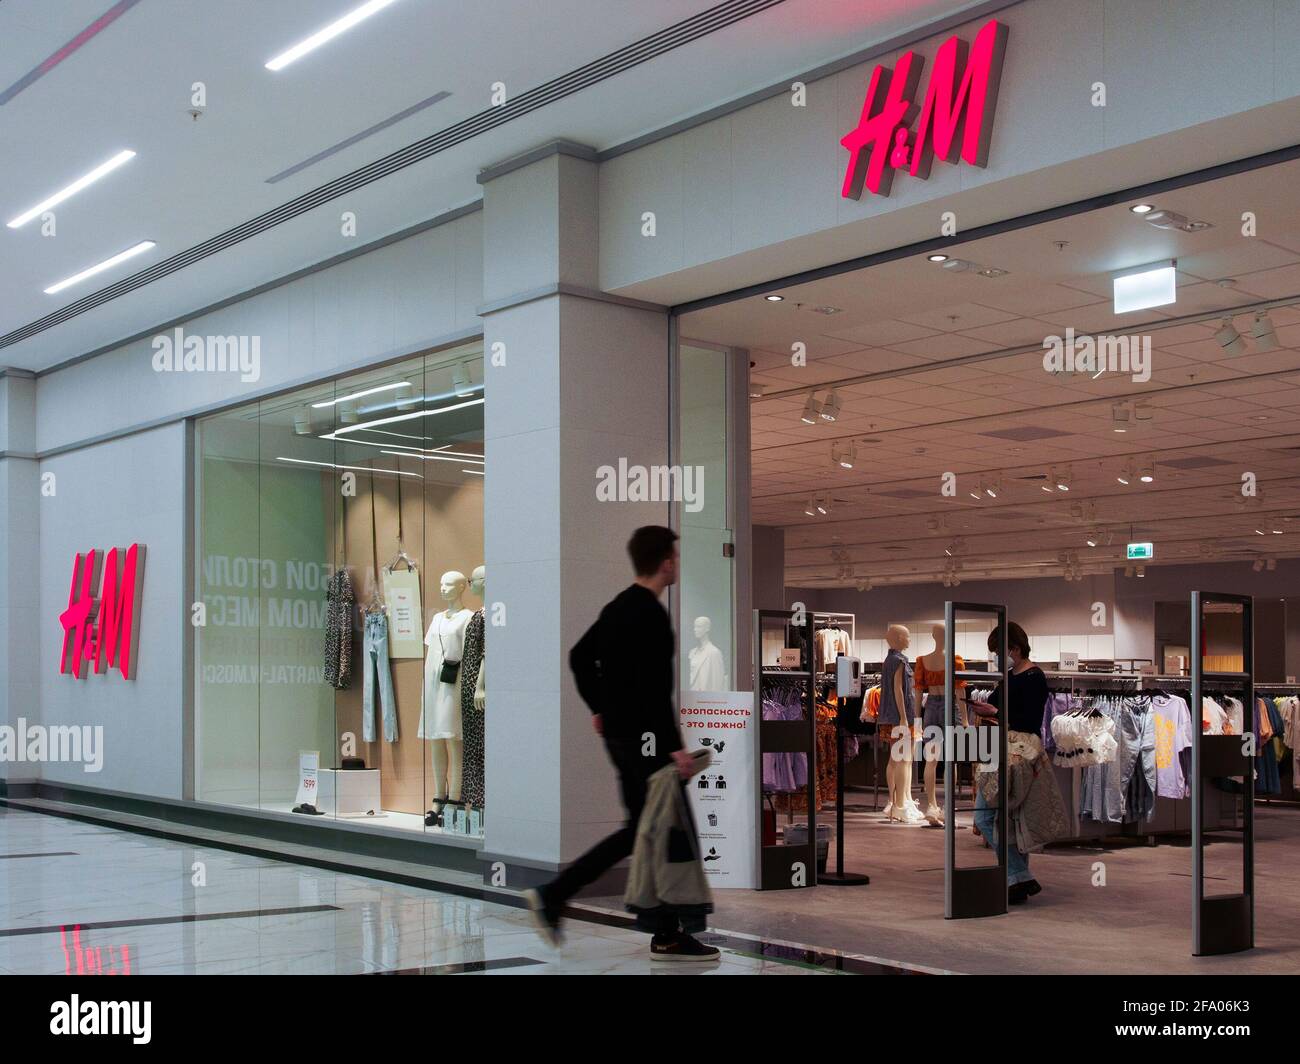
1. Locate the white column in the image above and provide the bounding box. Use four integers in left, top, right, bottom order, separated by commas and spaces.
479, 146, 670, 880
0, 370, 40, 787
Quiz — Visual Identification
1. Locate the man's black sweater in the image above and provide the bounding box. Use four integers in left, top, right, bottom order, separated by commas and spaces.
569, 584, 682, 755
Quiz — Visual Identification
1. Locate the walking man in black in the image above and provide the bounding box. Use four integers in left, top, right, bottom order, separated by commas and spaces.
525, 525, 719, 962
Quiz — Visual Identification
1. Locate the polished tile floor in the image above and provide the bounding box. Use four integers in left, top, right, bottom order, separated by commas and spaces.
0, 805, 841, 976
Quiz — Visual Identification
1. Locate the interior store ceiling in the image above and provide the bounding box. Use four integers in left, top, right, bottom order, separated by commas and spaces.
0, 0, 986, 370
680, 159, 1300, 589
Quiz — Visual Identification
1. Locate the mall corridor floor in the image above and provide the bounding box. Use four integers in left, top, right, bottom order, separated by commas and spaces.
0, 805, 860, 976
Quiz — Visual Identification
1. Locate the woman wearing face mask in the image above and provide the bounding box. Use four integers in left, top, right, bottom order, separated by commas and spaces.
968, 622, 1063, 904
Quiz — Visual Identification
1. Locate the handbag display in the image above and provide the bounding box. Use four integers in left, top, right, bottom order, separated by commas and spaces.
436, 631, 461, 685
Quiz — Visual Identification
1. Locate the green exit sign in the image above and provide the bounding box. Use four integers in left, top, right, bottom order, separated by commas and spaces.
1127, 542, 1154, 560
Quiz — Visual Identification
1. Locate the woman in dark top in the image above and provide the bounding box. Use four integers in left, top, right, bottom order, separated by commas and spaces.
969, 622, 1049, 904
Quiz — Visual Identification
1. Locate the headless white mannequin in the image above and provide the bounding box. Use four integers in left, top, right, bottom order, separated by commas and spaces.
689, 616, 728, 691
919, 623, 967, 825
883, 624, 924, 824
425, 570, 469, 819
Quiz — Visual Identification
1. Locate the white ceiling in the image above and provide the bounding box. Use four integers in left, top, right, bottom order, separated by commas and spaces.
680, 157, 1300, 588
0, 0, 988, 371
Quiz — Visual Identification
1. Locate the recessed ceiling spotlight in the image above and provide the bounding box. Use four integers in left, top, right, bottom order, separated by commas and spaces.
1215, 317, 1245, 354
800, 394, 822, 424
1252, 311, 1278, 351
7, 148, 136, 229
940, 258, 972, 272
927, 253, 949, 262
977, 267, 1009, 278
1251, 414, 1269, 422
1129, 203, 1155, 214
43, 239, 156, 294
764, 294, 784, 302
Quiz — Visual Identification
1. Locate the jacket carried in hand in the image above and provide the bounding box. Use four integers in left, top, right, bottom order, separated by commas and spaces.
624, 750, 714, 933
977, 730, 1069, 853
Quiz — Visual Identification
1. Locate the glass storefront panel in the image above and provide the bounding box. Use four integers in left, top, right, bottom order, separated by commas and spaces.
194, 340, 485, 837
677, 342, 734, 695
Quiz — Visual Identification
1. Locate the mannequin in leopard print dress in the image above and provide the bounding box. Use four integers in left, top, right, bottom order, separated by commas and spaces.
460, 565, 486, 811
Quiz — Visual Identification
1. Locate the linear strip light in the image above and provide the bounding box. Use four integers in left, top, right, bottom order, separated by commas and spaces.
462, 469, 484, 476
310, 381, 411, 408
320, 396, 484, 439
380, 449, 483, 465
266, 0, 402, 71
43, 240, 155, 294
275, 456, 423, 478
359, 382, 483, 415
7, 149, 136, 228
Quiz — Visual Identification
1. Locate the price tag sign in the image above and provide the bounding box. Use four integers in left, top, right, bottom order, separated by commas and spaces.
294, 750, 320, 808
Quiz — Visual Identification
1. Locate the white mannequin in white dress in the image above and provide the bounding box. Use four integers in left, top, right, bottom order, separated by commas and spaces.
421, 570, 472, 816
689, 616, 728, 691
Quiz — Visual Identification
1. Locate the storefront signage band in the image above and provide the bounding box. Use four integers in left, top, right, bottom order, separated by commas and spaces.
58, 544, 145, 680
840, 18, 1008, 199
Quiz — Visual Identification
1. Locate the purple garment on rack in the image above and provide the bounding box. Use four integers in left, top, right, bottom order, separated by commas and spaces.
1041, 692, 1077, 754
762, 688, 808, 792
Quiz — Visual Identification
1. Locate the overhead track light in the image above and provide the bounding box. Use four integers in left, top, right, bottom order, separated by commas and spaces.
1117, 460, 1135, 486
800, 394, 822, 425
804, 497, 817, 517
1215, 317, 1245, 354
1251, 312, 1278, 351
1139, 461, 1155, 484
819, 390, 841, 422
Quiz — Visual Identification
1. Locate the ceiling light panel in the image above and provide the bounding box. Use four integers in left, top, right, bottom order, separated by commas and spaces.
7, 149, 136, 229
43, 240, 156, 295
266, 0, 402, 71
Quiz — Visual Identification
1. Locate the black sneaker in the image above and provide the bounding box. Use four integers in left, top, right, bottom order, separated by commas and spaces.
523, 888, 562, 948
1008, 882, 1030, 905
1022, 879, 1042, 897
650, 932, 721, 963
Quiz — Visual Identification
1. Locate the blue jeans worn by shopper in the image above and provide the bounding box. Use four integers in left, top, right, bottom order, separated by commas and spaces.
974, 790, 1032, 886
363, 613, 398, 743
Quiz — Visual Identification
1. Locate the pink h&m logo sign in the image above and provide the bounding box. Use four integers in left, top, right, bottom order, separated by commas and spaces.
58, 544, 145, 680
840, 18, 1009, 200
